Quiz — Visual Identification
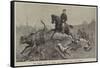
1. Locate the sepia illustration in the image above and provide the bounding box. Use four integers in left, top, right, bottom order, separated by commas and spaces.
13, 1, 97, 66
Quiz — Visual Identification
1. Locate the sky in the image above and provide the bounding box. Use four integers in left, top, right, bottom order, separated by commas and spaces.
15, 2, 97, 29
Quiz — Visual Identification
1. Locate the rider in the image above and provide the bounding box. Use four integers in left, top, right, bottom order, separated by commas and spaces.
60, 9, 68, 33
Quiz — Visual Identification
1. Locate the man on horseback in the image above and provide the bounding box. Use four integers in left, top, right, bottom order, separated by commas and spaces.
60, 9, 68, 33
50, 9, 73, 39
51, 9, 68, 32
61, 9, 67, 23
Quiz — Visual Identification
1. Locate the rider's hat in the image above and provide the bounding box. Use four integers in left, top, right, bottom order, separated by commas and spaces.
63, 9, 66, 11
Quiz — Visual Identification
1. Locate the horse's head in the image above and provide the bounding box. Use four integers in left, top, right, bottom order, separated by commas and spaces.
51, 14, 56, 19
51, 14, 57, 24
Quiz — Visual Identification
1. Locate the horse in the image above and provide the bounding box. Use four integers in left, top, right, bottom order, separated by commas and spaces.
51, 14, 62, 32
50, 14, 73, 39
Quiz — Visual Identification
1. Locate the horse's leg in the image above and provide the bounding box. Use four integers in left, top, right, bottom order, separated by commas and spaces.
63, 47, 71, 56
50, 30, 56, 39
27, 43, 37, 57
67, 31, 74, 40
20, 45, 30, 54
27, 47, 33, 57
64, 51, 71, 56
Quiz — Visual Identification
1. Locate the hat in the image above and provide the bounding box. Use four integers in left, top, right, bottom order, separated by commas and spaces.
63, 9, 66, 11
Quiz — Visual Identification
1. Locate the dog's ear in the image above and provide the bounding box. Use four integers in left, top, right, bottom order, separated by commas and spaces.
69, 25, 74, 29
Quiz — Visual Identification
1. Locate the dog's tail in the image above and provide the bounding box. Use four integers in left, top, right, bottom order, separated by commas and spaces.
41, 20, 47, 31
